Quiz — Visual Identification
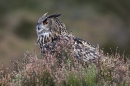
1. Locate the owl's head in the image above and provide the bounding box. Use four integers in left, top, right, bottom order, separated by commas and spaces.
36, 13, 61, 36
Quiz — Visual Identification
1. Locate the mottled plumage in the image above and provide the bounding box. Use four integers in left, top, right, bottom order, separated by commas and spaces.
36, 13, 99, 62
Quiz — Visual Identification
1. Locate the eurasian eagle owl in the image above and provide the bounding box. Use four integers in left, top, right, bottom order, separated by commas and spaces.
36, 13, 99, 62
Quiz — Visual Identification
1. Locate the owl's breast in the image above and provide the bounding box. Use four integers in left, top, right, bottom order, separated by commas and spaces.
37, 32, 61, 50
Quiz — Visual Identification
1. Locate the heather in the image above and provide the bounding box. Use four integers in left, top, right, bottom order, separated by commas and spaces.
0, 37, 130, 86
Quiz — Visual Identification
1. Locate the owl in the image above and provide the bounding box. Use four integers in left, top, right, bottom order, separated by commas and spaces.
36, 13, 99, 62
36, 13, 68, 44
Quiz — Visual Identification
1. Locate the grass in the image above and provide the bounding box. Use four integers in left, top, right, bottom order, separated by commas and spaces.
0, 36, 130, 86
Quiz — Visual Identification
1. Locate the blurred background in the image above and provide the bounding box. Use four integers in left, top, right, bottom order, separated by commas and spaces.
0, 0, 130, 67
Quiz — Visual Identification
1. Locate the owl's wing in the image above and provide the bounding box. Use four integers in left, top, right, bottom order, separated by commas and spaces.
73, 36, 99, 62
40, 34, 99, 62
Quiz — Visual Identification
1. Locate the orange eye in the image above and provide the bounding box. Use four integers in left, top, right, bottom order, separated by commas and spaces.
43, 20, 48, 25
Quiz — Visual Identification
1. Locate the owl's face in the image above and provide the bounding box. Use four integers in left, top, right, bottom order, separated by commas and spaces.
36, 13, 62, 37
36, 13, 52, 37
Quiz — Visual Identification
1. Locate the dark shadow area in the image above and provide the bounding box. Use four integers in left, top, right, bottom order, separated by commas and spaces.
14, 19, 35, 40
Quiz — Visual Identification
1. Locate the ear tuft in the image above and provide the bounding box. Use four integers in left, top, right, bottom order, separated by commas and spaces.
43, 12, 48, 16
47, 13, 61, 18
38, 12, 48, 23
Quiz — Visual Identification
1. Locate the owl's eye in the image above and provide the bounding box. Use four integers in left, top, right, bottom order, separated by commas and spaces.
43, 19, 48, 25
